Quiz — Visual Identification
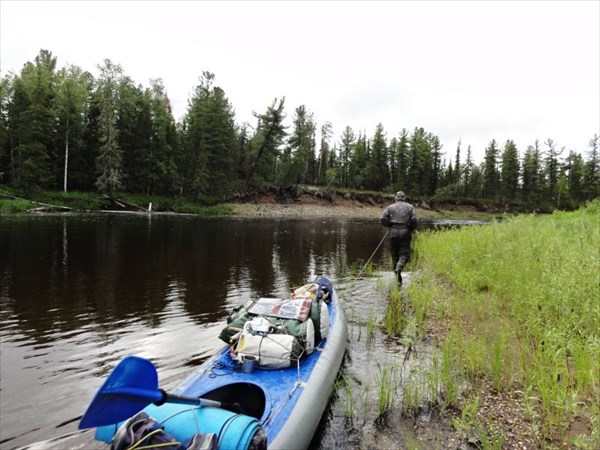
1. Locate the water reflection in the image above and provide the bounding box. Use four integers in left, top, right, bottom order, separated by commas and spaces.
0, 213, 483, 449
1, 216, 391, 343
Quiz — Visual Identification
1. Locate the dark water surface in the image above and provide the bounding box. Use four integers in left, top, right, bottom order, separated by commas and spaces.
0, 213, 477, 449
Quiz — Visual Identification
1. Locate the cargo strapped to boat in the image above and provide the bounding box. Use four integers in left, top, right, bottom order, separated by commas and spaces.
218, 279, 332, 365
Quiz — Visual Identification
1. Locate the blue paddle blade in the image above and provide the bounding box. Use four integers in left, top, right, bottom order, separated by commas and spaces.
79, 356, 163, 429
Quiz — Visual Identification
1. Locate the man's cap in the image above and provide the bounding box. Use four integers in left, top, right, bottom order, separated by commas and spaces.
395, 191, 406, 201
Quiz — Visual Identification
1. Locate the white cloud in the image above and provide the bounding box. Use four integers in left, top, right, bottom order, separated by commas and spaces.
1, 0, 598, 163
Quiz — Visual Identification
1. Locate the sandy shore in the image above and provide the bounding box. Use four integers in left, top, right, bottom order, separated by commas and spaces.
226, 203, 388, 218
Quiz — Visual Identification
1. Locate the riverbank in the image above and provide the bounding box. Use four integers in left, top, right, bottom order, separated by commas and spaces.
389, 201, 600, 449
1, 188, 500, 221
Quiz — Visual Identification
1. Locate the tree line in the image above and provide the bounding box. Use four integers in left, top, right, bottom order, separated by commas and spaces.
1, 50, 598, 209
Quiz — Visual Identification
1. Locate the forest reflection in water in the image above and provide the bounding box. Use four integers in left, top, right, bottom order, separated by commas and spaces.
0, 213, 482, 449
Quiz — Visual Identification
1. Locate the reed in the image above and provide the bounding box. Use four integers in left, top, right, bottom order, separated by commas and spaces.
339, 378, 355, 419
383, 284, 407, 335
376, 364, 398, 417
407, 201, 600, 446
475, 422, 505, 450
365, 311, 377, 347
451, 395, 480, 439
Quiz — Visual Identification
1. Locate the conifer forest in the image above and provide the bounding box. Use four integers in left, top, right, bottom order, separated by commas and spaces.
1, 50, 598, 210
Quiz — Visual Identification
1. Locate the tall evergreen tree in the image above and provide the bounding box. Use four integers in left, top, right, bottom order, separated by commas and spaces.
582, 134, 599, 200
543, 138, 563, 205
326, 143, 338, 188
501, 139, 520, 200
118, 77, 150, 192
395, 128, 409, 191
388, 137, 398, 186
79, 88, 101, 190
182, 72, 237, 198
429, 134, 443, 195
406, 127, 431, 196
521, 140, 543, 202
0, 74, 13, 184
245, 98, 287, 188
564, 150, 584, 204
282, 105, 316, 186
234, 122, 252, 182
482, 139, 500, 198
95, 59, 124, 195
8, 50, 57, 189
367, 123, 389, 191
463, 145, 474, 196
146, 78, 178, 195
338, 126, 355, 188
54, 65, 90, 191
317, 121, 333, 185
349, 132, 368, 190
454, 139, 462, 184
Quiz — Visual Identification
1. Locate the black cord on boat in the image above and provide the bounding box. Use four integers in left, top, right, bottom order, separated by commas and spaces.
209, 361, 237, 378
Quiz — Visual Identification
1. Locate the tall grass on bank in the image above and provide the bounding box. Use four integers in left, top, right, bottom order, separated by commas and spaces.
407, 201, 599, 446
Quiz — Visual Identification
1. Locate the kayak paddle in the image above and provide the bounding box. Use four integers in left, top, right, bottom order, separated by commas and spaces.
79, 355, 242, 429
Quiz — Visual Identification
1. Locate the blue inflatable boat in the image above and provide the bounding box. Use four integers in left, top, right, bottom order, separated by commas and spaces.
79, 276, 347, 450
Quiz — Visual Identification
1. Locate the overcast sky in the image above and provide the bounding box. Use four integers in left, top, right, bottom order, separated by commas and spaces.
1, 1, 599, 163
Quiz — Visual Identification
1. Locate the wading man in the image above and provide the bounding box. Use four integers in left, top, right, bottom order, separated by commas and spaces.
380, 191, 418, 284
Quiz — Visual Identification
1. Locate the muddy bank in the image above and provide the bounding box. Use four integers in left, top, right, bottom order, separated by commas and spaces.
225, 187, 499, 220
226, 202, 387, 218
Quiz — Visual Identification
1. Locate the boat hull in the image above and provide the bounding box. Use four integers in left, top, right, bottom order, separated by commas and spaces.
96, 277, 347, 449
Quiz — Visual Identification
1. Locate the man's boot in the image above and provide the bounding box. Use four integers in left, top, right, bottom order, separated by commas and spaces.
395, 261, 403, 285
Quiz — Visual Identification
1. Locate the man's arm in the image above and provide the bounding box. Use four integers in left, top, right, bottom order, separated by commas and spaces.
381, 208, 391, 227
409, 206, 418, 230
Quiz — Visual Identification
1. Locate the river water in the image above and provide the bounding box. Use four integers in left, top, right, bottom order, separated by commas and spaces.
0, 213, 480, 449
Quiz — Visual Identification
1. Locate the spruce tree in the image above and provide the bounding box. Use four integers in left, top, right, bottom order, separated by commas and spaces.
521, 140, 542, 203
463, 145, 473, 196
245, 98, 287, 188
338, 126, 355, 188
543, 138, 563, 205
55, 65, 90, 192
454, 139, 462, 184
368, 123, 389, 191
582, 135, 599, 200
565, 150, 584, 204
283, 105, 316, 187
395, 128, 409, 191
482, 139, 500, 198
501, 139, 520, 200
8, 50, 57, 189
95, 59, 124, 195
317, 121, 333, 185
182, 72, 237, 198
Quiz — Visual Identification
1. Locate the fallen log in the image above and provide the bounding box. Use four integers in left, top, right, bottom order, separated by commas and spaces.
100, 194, 147, 212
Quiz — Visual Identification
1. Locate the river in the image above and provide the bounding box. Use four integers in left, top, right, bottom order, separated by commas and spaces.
0, 213, 481, 449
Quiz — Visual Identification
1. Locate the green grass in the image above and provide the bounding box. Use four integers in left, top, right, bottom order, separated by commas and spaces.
376, 364, 397, 417
0, 187, 234, 216
398, 200, 600, 447
365, 310, 377, 347
0, 198, 32, 213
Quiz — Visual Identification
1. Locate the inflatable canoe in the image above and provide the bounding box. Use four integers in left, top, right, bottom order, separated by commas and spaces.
79, 276, 347, 450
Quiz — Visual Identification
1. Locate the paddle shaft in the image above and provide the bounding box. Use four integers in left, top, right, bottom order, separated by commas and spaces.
157, 389, 242, 414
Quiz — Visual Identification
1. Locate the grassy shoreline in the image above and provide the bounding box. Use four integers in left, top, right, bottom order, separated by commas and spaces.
387, 201, 599, 448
